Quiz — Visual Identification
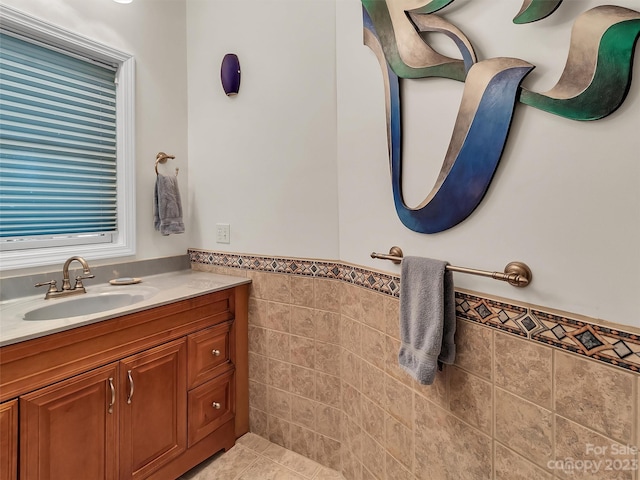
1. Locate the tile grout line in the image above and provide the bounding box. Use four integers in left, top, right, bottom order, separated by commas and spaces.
492, 328, 497, 480
227, 443, 263, 480
256, 443, 323, 479
230, 454, 259, 480
551, 347, 557, 480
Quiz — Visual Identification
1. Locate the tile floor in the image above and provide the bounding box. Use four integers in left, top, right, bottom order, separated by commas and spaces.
180, 433, 345, 480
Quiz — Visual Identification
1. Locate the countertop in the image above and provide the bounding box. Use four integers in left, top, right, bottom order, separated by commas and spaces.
0, 270, 251, 347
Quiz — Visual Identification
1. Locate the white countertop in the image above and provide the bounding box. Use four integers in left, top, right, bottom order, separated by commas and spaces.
0, 270, 250, 347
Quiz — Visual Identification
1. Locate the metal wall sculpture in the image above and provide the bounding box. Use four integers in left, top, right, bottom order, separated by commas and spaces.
362, 1, 640, 234
513, 0, 564, 24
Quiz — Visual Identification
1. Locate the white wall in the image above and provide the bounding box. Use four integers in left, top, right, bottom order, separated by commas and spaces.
1, 0, 191, 272
185, 0, 339, 260
336, 0, 640, 327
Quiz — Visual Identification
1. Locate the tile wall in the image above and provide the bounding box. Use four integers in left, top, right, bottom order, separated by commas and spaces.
190, 249, 639, 480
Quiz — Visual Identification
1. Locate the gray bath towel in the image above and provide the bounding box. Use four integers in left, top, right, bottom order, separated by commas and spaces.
398, 256, 456, 385
154, 174, 185, 235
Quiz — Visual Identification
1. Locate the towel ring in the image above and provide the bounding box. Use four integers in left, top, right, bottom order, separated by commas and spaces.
155, 152, 178, 175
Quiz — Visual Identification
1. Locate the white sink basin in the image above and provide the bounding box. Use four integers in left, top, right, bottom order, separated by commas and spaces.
23, 293, 148, 321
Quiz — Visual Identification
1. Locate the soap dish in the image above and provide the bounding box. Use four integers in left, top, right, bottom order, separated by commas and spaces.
109, 277, 142, 286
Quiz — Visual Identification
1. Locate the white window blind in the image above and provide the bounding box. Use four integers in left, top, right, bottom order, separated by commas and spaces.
0, 32, 118, 245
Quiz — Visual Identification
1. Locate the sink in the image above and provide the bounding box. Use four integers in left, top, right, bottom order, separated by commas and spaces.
23, 291, 152, 321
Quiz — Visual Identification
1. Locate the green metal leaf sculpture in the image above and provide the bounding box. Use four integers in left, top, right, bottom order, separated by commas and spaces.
520, 6, 640, 120
513, 0, 564, 24
361, 0, 468, 81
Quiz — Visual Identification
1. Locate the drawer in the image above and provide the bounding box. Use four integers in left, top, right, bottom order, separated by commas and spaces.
188, 369, 235, 447
187, 321, 233, 388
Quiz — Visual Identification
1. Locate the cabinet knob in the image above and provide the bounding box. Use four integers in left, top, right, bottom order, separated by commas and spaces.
212, 402, 221, 409
211, 349, 221, 357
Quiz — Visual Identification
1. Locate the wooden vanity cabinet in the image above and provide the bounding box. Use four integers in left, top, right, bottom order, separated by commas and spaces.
20, 364, 120, 480
20, 340, 189, 480
0, 399, 18, 480
0, 283, 249, 480
119, 339, 187, 480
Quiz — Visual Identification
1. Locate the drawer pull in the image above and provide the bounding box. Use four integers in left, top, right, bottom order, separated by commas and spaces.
212, 349, 221, 357
108, 377, 115, 414
127, 370, 134, 404
212, 402, 221, 410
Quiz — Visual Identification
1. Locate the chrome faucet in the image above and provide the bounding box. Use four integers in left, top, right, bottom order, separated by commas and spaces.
35, 256, 95, 299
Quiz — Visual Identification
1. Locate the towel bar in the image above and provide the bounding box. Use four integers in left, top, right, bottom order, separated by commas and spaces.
371, 246, 532, 288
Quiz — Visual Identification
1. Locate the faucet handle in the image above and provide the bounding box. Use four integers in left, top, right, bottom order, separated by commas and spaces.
74, 274, 94, 290
35, 280, 58, 294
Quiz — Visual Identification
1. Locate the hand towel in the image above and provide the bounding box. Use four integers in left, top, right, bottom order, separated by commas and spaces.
398, 256, 456, 385
154, 173, 185, 235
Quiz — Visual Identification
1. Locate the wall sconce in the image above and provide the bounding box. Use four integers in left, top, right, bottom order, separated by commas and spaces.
220, 54, 241, 96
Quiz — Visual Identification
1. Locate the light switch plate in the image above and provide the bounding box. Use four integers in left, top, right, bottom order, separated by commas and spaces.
216, 223, 230, 244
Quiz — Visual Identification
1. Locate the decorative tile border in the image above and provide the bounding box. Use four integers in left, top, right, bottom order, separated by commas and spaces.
189, 248, 640, 373
531, 310, 640, 371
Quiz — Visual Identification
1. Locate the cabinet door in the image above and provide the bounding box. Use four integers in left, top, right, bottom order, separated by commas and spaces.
0, 399, 18, 480
119, 338, 187, 480
19, 364, 118, 480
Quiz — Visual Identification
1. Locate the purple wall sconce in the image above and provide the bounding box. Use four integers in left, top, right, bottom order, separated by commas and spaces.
221, 53, 241, 96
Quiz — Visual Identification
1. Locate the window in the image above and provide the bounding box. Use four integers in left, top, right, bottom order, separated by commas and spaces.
0, 5, 135, 270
